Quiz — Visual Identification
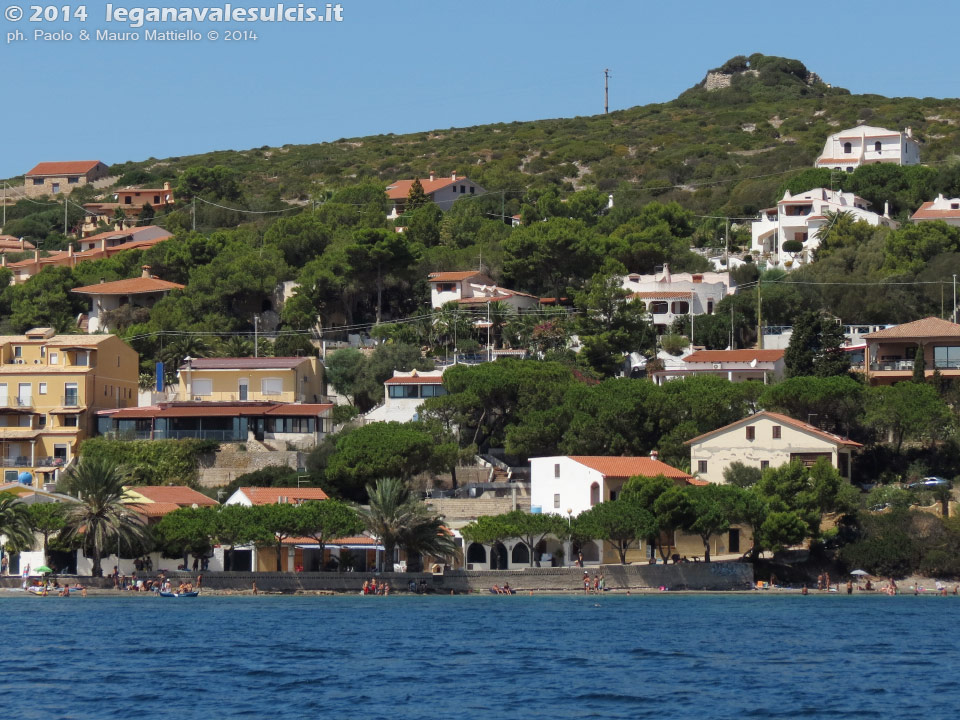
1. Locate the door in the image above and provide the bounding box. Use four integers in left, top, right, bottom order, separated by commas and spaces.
238, 379, 249, 401
64, 383, 78, 407
728, 529, 740, 554
0, 384, 7, 406
17, 383, 31, 407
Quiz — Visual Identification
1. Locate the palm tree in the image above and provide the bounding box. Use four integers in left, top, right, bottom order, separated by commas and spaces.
60, 457, 147, 577
0, 495, 34, 561
486, 300, 511, 350
358, 478, 459, 572
218, 336, 254, 358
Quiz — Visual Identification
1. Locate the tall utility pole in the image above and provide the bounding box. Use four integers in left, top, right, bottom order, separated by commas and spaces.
604, 68, 610, 114
756, 279, 763, 350
954, 274, 957, 323
64, 196, 68, 236
254, 315, 260, 357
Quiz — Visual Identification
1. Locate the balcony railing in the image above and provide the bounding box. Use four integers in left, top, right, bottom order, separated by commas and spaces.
60, 395, 81, 407
0, 397, 33, 408
934, 360, 960, 370
0, 457, 33, 468
171, 391, 299, 403
870, 360, 914, 371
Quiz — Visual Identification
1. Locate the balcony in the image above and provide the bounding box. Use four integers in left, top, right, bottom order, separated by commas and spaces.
0, 457, 33, 468
870, 360, 914, 372
0, 397, 33, 408
60, 395, 81, 407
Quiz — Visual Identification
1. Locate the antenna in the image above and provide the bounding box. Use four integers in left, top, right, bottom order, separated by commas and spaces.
604, 68, 611, 114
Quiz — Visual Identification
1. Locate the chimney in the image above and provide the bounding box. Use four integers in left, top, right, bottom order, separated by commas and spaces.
67, 244, 74, 258
883, 201, 890, 218
692, 274, 703, 283
33, 249, 39, 262
100, 238, 107, 252
662, 263, 671, 283
451, 172, 457, 181
141, 264, 151, 279
607, 194, 614, 210
18, 238, 24, 251
650, 450, 659, 461
905, 127, 913, 139
163, 181, 171, 190
429, 171, 435, 182
99, 277, 105, 284
1, 254, 5, 267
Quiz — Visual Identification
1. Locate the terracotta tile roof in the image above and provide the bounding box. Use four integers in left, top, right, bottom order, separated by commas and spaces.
387, 176, 466, 200
281, 534, 379, 546
567, 456, 693, 481
0, 237, 35, 250
72, 277, 184, 295
103, 402, 331, 420
182, 357, 309, 371
684, 411, 862, 448
384, 375, 444, 385
683, 349, 784, 364
428, 271, 494, 283
125, 485, 218, 507
26, 161, 103, 176
912, 202, 960, 220
127, 502, 185, 518
816, 158, 858, 165
864, 317, 960, 340
630, 291, 692, 299
240, 487, 329, 505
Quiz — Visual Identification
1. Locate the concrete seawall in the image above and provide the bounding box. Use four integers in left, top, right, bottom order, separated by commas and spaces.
1, 563, 753, 593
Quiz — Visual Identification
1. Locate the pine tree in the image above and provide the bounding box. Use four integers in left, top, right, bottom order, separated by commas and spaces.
912, 344, 926, 383
405, 178, 429, 213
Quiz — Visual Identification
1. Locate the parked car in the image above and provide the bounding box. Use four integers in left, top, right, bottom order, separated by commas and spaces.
907, 476, 952, 490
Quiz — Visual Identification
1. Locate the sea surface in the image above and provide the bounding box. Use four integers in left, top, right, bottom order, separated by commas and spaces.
1, 592, 956, 719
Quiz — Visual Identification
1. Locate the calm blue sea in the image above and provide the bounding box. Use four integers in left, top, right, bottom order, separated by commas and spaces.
0, 593, 956, 719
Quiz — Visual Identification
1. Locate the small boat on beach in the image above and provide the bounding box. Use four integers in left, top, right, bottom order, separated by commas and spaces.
158, 590, 200, 598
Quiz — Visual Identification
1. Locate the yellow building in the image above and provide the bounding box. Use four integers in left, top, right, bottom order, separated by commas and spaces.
176, 356, 325, 404
0, 328, 138, 486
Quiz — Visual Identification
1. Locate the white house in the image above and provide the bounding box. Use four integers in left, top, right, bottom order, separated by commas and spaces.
386, 172, 485, 218
815, 125, 920, 172
686, 411, 862, 485
751, 188, 897, 269
363, 369, 446, 424
427, 271, 540, 315
622, 265, 730, 334
911, 194, 960, 227
649, 349, 786, 385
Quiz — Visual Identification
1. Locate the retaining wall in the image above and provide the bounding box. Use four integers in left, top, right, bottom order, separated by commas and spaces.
0, 563, 753, 592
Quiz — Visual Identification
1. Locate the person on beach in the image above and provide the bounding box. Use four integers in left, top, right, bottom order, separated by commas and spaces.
846, 579, 853, 595
593, 575, 599, 593
252, 580, 258, 595
817, 574, 824, 591
824, 572, 831, 592
583, 573, 590, 594
599, 573, 605, 592
1, 555, 7, 575
801, 584, 808, 595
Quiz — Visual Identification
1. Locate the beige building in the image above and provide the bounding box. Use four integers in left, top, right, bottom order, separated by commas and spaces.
0, 329, 138, 486
686, 411, 861, 484
23, 161, 110, 198
176, 356, 325, 403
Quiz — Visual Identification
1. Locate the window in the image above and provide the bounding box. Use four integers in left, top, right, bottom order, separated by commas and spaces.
50, 352, 58, 364
191, 378, 213, 397
671, 301, 690, 314
63, 415, 78, 427
38, 383, 47, 395
554, 493, 560, 509
590, 482, 600, 506
153, 195, 160, 204
124, 196, 132, 205
843, 142, 852, 154
934, 346, 960, 370
37, 415, 46, 429
68, 176, 79, 184
459, 185, 465, 193
952, 203, 960, 210
64, 383, 78, 406
698, 460, 708, 473
707, 301, 714, 315
554, 463, 560, 478
40, 346, 45, 357
13, 346, 21, 358
761, 460, 770, 470
470, 187, 475, 194
436, 282, 456, 293
420, 384, 446, 398
261, 378, 283, 395
874, 141, 882, 152
649, 301, 668, 314
772, 425, 781, 439
746, 426, 756, 440
388, 384, 418, 399
52, 183, 60, 194
32, 178, 44, 186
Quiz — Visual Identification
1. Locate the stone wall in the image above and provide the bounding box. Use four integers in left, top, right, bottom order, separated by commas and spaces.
0, 563, 753, 592
426, 495, 530, 520
197, 449, 304, 488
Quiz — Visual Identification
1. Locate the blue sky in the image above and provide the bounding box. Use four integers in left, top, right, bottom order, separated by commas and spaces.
2, 0, 959, 179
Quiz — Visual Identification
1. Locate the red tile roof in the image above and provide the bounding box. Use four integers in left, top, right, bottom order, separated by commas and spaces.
684, 411, 862, 448
567, 456, 693, 481
428, 271, 493, 283
72, 277, 184, 296
282, 534, 379, 546
240, 487, 329, 505
182, 357, 310, 370
127, 502, 183, 518
127, 485, 218, 506
912, 202, 960, 220
384, 375, 444, 385
26, 161, 103, 177
630, 291, 693, 300
387, 176, 465, 200
683, 349, 785, 364
864, 317, 960, 340
103, 402, 332, 420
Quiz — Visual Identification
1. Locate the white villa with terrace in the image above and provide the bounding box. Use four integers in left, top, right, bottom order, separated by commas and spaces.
621, 265, 731, 334
751, 188, 897, 269
815, 125, 920, 172
427, 271, 540, 315
911, 194, 960, 227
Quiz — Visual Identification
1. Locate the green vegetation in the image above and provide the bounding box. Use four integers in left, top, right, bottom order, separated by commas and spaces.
79, 437, 219, 488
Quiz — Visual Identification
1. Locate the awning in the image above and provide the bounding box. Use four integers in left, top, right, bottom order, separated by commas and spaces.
48, 407, 85, 414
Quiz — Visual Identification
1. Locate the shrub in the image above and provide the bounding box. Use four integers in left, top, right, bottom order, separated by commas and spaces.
79, 437, 218, 487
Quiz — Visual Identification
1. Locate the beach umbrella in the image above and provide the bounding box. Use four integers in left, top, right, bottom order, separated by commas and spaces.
33, 565, 53, 574
850, 569, 869, 576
